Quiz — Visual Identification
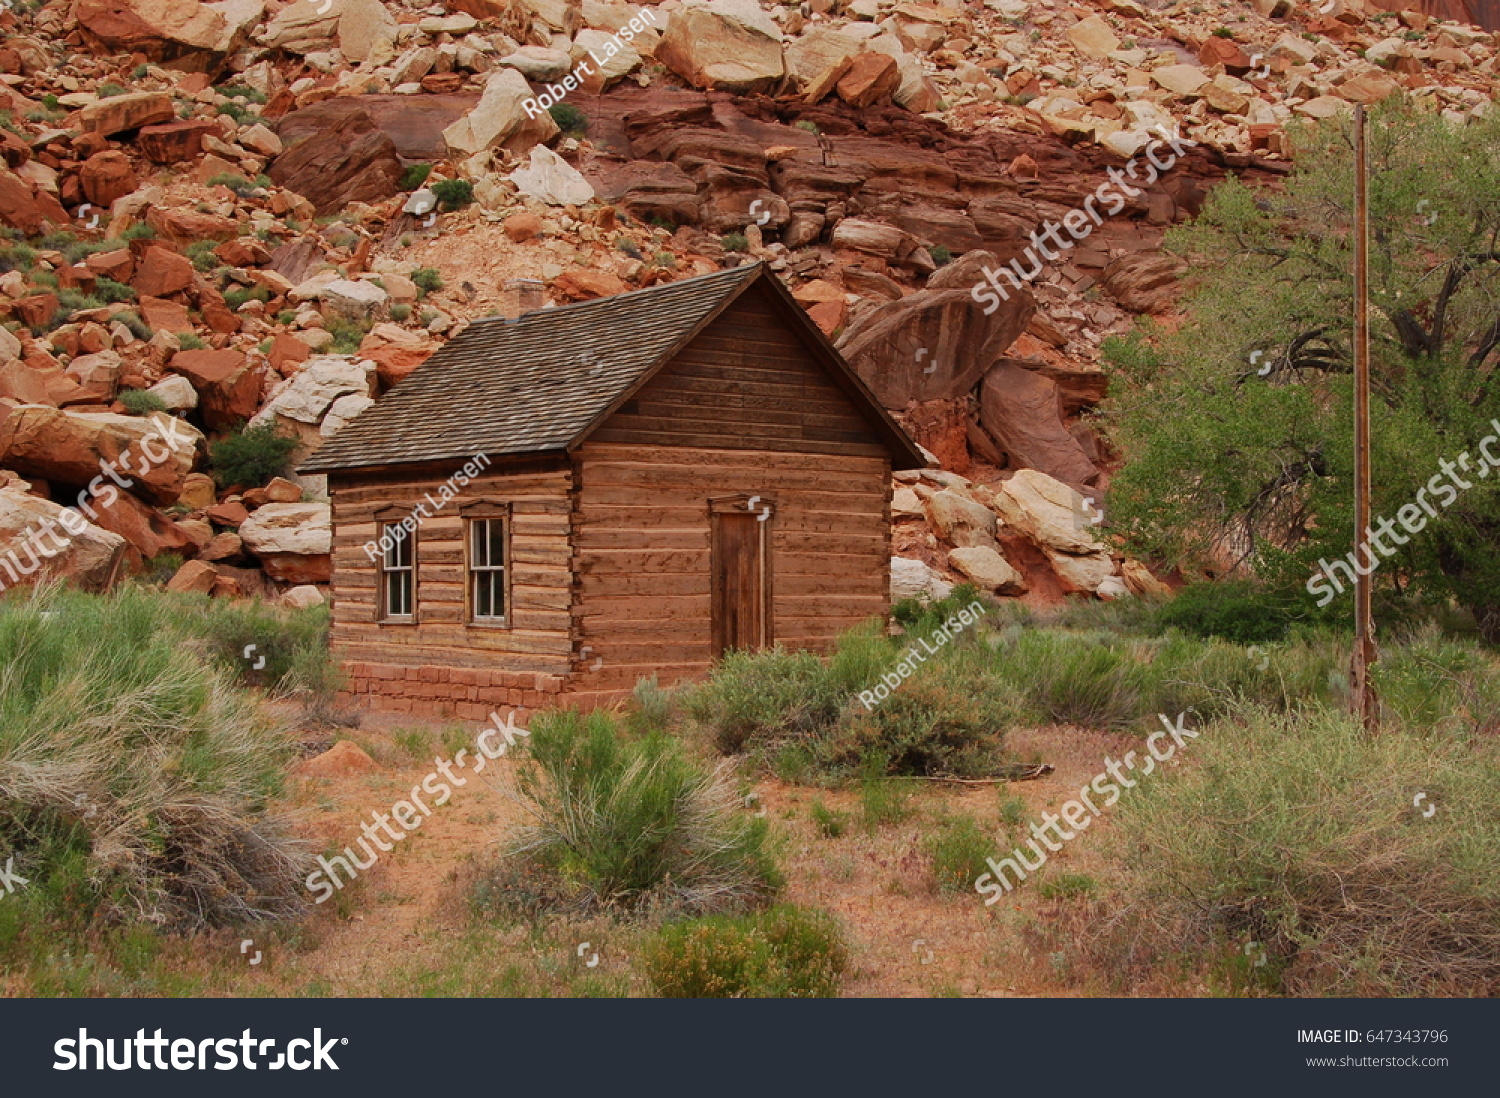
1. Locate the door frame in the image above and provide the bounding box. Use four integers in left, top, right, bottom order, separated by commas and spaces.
708, 494, 775, 658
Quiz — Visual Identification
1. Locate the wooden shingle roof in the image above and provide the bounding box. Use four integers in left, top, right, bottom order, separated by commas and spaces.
300, 262, 924, 474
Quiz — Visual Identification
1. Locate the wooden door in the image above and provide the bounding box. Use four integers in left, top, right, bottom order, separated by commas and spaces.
711, 501, 772, 658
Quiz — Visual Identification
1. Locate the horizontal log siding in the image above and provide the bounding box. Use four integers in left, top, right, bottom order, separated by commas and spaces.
328, 462, 576, 717
571, 442, 892, 693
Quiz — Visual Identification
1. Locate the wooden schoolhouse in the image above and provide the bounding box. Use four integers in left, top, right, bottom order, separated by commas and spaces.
300, 262, 925, 717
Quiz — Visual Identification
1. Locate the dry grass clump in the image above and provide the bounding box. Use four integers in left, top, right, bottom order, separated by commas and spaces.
0, 585, 307, 931
1086, 707, 1500, 996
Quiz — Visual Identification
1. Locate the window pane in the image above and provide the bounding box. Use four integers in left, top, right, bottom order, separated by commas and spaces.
386, 570, 409, 617
474, 571, 491, 618
487, 521, 505, 565
490, 572, 505, 617
471, 520, 489, 568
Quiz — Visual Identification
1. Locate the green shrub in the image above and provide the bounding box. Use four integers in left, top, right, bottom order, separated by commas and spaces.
929, 244, 953, 266
810, 799, 846, 838
122, 223, 155, 241
410, 267, 442, 295
215, 84, 267, 104
794, 119, 821, 135
116, 388, 167, 415
142, 552, 183, 585
216, 101, 253, 125
223, 284, 270, 311
477, 709, 780, 917
0, 585, 306, 934
96, 83, 126, 98
400, 163, 433, 190
682, 646, 846, 759
1091, 708, 1500, 996
388, 303, 411, 322
93, 277, 134, 304
326, 316, 369, 354
176, 331, 206, 350
615, 237, 643, 259
858, 769, 912, 830
548, 102, 588, 135
114, 310, 151, 340
643, 905, 848, 997
1155, 580, 1321, 643
186, 240, 220, 272
0, 243, 36, 272
208, 420, 299, 488
431, 178, 474, 211
925, 814, 993, 893
722, 232, 749, 253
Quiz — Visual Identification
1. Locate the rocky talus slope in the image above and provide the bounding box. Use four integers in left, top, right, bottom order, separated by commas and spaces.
0, 0, 1491, 605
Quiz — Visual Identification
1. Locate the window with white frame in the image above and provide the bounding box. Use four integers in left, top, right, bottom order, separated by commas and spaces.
380, 520, 414, 620
468, 514, 507, 622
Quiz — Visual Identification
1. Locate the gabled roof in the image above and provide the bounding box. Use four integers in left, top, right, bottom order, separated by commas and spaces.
300, 262, 924, 474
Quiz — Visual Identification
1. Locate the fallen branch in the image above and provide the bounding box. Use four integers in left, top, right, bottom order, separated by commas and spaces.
886, 764, 1054, 785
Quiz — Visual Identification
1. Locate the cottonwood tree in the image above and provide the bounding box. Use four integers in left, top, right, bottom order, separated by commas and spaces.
1103, 103, 1500, 639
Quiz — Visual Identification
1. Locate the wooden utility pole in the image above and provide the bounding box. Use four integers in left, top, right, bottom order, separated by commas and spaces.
1351, 104, 1378, 731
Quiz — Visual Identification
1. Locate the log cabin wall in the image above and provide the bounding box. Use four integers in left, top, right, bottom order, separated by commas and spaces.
328, 457, 576, 719
566, 283, 895, 705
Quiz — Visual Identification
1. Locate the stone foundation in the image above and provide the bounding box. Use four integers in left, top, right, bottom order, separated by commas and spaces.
342, 661, 567, 719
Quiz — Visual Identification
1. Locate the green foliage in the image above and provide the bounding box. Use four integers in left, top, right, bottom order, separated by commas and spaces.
0, 585, 306, 937
215, 84, 267, 104
208, 420, 299, 488
325, 315, 369, 354
642, 905, 848, 997
122, 223, 155, 241
926, 814, 993, 893
175, 331, 207, 350
0, 243, 36, 272
114, 310, 151, 340
223, 284, 270, 311
208, 172, 257, 198
410, 266, 443, 295
721, 232, 749, 253
928, 244, 952, 266
400, 162, 433, 190
477, 709, 780, 917
55, 289, 105, 321
548, 102, 588, 135
615, 236, 643, 259
116, 388, 167, 415
1092, 708, 1500, 996
96, 83, 126, 97
1103, 103, 1500, 639
215, 101, 253, 125
858, 769, 912, 830
809, 798, 847, 838
93, 277, 135, 304
1155, 580, 1326, 643
186, 239, 220, 272
793, 119, 821, 135
431, 178, 474, 211
389, 303, 412, 322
